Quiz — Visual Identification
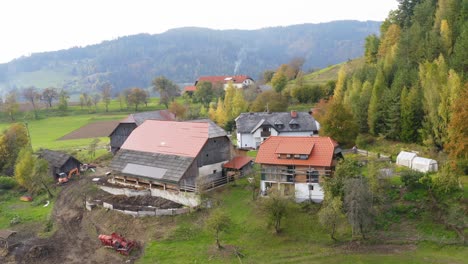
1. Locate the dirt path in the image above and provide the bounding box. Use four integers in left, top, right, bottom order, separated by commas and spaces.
2, 172, 179, 264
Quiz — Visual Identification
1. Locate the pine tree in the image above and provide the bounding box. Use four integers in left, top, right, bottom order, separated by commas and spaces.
356, 81, 373, 133
368, 69, 387, 135
333, 66, 347, 103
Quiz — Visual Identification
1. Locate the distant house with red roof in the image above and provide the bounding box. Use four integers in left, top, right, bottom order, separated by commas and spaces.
109, 110, 176, 154
255, 136, 342, 202
109, 119, 231, 206
195, 75, 254, 90
183, 85, 197, 95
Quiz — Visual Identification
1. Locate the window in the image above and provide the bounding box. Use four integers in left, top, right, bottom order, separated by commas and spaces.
213, 170, 217, 174
308, 184, 314, 191
307, 170, 319, 183
286, 154, 292, 159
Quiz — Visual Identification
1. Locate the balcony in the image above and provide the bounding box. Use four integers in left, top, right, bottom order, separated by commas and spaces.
260, 131, 271, 137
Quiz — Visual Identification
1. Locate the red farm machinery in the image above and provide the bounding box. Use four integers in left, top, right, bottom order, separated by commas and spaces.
98, 233, 136, 255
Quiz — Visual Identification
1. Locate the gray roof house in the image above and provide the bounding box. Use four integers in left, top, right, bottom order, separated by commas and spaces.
235, 111, 319, 149
109, 120, 231, 205
109, 110, 176, 154
38, 149, 82, 179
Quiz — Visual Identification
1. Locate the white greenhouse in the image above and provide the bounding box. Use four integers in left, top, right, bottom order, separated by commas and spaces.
411, 157, 438, 173
396, 151, 417, 168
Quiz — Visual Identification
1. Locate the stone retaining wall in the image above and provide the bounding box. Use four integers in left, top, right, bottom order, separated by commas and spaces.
86, 200, 190, 217
99, 185, 200, 207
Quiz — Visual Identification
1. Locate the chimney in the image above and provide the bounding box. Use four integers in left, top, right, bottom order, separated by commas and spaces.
290, 110, 297, 118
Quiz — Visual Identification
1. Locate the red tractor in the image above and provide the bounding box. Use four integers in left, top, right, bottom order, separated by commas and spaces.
98, 233, 136, 256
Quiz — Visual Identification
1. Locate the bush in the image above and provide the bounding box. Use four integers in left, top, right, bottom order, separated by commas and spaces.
10, 215, 22, 226
355, 134, 375, 149
400, 170, 425, 189
0, 176, 17, 190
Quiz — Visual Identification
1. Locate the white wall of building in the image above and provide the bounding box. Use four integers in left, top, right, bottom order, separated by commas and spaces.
260, 181, 324, 203
278, 131, 315, 137
237, 132, 256, 148
294, 183, 324, 203
198, 161, 225, 176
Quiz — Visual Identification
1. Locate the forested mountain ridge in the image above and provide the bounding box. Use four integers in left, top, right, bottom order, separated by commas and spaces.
321, 0, 467, 170
0, 20, 380, 94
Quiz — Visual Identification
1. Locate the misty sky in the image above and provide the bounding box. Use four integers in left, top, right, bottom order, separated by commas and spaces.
0, 0, 399, 63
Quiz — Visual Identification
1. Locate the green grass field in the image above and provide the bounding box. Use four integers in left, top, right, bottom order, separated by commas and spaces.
0, 114, 127, 151
0, 190, 54, 230
138, 180, 467, 264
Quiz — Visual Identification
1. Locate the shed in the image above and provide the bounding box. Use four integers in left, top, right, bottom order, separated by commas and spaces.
396, 151, 417, 168
38, 149, 82, 178
411, 157, 438, 173
223, 156, 254, 177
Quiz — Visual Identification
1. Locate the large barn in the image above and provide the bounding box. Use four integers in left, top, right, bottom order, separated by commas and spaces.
109, 120, 231, 204
108, 110, 176, 154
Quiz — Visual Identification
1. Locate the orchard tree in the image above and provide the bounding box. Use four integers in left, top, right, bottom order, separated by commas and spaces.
169, 101, 187, 120
152, 76, 179, 109
41, 87, 58, 108
101, 82, 112, 112
57, 89, 70, 112
318, 197, 346, 241
92, 94, 101, 110
126, 87, 148, 111
206, 209, 232, 249
250, 91, 288, 112
22, 86, 40, 119
271, 67, 288, 93
260, 190, 291, 234
344, 178, 374, 240
194, 81, 213, 107
4, 91, 19, 121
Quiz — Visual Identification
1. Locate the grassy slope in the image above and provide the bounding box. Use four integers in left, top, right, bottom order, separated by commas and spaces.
0, 191, 54, 230
0, 69, 74, 91
139, 180, 467, 264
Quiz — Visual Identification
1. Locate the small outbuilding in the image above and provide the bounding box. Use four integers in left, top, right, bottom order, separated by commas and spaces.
411, 157, 438, 173
396, 151, 417, 168
38, 149, 82, 179
223, 156, 254, 177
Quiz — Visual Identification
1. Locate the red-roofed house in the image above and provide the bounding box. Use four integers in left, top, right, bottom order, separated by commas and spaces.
255, 136, 342, 202
183, 85, 197, 95
109, 120, 231, 206
195, 75, 254, 90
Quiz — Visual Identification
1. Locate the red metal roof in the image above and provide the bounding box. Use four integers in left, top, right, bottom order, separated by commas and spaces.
183, 86, 197, 92
196, 75, 252, 85
121, 120, 209, 157
223, 156, 253, 170
255, 136, 337, 167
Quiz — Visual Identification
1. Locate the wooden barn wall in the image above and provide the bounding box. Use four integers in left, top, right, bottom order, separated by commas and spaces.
197, 136, 230, 167
180, 160, 199, 186
110, 123, 137, 152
